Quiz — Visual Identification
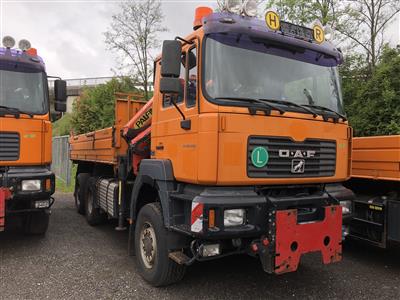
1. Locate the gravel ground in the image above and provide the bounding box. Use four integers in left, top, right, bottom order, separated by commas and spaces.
1, 193, 399, 299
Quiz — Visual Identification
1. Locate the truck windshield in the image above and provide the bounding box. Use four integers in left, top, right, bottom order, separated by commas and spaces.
204, 33, 344, 114
0, 69, 47, 115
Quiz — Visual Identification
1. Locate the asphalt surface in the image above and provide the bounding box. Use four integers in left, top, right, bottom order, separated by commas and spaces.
1, 193, 399, 300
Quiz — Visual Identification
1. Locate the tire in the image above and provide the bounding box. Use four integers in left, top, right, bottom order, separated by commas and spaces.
24, 210, 50, 235
85, 177, 106, 226
135, 203, 186, 286
74, 173, 90, 215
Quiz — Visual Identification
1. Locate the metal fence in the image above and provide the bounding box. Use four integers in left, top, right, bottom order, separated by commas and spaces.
52, 135, 72, 186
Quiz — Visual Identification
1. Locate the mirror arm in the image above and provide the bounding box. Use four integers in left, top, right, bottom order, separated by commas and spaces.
175, 36, 194, 45
47, 75, 62, 80
171, 98, 186, 120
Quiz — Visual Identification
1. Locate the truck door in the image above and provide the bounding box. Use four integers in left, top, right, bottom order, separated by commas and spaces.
152, 41, 199, 183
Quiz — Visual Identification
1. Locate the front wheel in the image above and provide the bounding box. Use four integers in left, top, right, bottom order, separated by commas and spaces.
134, 203, 186, 286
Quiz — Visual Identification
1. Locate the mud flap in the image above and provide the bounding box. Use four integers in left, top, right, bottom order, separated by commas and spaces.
271, 205, 342, 274
0, 188, 11, 232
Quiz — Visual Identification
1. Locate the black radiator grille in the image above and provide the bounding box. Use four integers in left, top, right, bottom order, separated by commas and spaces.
0, 132, 20, 161
247, 136, 336, 178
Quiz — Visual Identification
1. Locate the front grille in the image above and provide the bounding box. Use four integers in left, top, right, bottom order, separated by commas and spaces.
0, 132, 20, 161
247, 136, 336, 178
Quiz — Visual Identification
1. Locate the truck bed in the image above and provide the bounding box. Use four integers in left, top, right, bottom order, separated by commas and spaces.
70, 93, 146, 165
352, 135, 400, 181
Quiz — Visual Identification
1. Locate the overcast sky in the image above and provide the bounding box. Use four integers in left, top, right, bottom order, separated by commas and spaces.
1, 0, 399, 79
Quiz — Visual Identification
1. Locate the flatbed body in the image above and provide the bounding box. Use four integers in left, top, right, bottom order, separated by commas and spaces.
70, 93, 147, 165
352, 135, 400, 181
347, 135, 400, 248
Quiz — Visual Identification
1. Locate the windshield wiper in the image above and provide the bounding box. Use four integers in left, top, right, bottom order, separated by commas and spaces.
215, 97, 286, 115
301, 104, 347, 121
0, 105, 33, 118
258, 98, 318, 118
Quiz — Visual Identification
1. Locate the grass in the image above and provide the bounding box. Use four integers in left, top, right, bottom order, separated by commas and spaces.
55, 164, 77, 193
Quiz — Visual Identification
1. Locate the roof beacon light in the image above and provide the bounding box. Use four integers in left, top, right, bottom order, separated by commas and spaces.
2, 36, 16, 48
225, 0, 242, 14
193, 6, 213, 30
18, 39, 31, 51
243, 0, 258, 17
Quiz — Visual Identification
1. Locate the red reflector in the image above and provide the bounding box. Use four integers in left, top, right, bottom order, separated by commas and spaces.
251, 243, 258, 252
262, 238, 270, 246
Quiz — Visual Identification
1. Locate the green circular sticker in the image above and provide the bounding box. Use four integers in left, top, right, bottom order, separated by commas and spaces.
251, 147, 269, 168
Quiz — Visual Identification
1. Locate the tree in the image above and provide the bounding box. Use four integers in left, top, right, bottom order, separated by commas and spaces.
265, 0, 339, 26
104, 0, 167, 100
342, 46, 400, 136
336, 0, 400, 72
70, 78, 140, 135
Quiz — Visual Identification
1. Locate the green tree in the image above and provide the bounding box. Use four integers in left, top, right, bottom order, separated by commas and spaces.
70, 77, 140, 135
342, 46, 400, 136
104, 0, 167, 100
336, 0, 400, 72
266, 0, 339, 26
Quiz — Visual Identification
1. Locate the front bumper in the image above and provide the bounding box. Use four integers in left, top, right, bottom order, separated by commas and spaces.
0, 166, 55, 213
171, 186, 344, 274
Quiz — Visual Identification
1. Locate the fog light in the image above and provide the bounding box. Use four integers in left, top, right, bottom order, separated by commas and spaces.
340, 200, 352, 215
21, 180, 41, 191
201, 244, 220, 257
224, 0, 242, 14
243, 0, 258, 17
35, 200, 50, 209
224, 209, 245, 227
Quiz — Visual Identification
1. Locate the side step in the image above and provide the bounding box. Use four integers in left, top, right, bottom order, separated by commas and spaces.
169, 251, 191, 265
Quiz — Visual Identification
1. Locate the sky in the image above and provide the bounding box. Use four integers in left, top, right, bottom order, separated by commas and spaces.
0, 0, 399, 79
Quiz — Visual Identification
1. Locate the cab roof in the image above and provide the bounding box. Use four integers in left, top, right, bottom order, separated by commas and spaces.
202, 12, 343, 63
0, 47, 45, 72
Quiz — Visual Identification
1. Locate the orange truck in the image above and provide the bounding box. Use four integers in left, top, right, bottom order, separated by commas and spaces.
345, 135, 400, 248
0, 36, 67, 234
69, 4, 354, 286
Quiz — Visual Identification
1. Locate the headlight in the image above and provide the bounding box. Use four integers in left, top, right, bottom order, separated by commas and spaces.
340, 200, 352, 215
224, 209, 246, 227
21, 180, 41, 191
243, 0, 258, 17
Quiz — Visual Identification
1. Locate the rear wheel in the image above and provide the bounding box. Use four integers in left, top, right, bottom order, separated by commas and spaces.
24, 210, 50, 235
134, 203, 186, 286
85, 177, 106, 226
74, 173, 90, 215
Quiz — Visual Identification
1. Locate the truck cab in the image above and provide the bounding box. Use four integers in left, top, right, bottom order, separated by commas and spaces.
0, 36, 66, 234
70, 5, 354, 286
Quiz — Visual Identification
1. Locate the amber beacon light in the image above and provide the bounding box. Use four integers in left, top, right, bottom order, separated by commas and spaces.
193, 6, 214, 30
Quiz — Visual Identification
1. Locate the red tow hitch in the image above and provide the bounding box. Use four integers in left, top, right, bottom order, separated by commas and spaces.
0, 188, 12, 232
274, 205, 342, 274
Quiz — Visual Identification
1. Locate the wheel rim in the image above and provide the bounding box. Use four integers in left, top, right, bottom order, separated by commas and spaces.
140, 222, 157, 269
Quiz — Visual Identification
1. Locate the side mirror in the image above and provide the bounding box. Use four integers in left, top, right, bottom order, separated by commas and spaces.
187, 51, 196, 70
54, 79, 67, 112
160, 40, 181, 94
160, 77, 181, 94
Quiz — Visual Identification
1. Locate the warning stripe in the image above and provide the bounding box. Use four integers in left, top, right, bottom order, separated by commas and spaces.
191, 202, 204, 233
0, 188, 11, 231
191, 203, 204, 225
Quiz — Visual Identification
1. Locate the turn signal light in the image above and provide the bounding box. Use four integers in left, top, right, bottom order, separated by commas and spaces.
208, 209, 215, 228
45, 179, 51, 191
